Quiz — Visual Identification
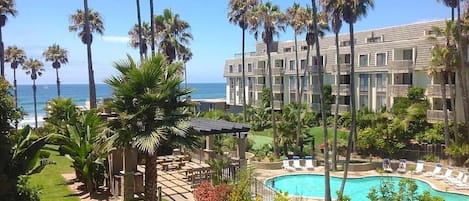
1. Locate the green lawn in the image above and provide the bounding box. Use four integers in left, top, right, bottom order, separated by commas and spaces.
248, 134, 273, 149
29, 145, 79, 201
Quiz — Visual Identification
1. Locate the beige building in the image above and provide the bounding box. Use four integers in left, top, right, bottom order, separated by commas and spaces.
224, 20, 467, 123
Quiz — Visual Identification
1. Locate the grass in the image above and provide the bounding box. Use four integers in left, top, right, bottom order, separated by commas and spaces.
250, 127, 349, 147
248, 134, 273, 149
29, 145, 79, 201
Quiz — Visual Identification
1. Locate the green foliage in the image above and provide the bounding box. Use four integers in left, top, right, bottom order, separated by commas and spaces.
229, 167, 254, 201
247, 106, 271, 131
193, 181, 232, 201
208, 157, 232, 185
15, 176, 41, 201
407, 87, 426, 103
261, 88, 271, 108
323, 84, 333, 116
274, 191, 289, 201
0, 78, 23, 137
44, 97, 78, 136
423, 154, 440, 163
367, 178, 444, 201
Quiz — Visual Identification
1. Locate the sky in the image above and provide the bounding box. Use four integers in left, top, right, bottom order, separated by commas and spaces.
3, 0, 453, 85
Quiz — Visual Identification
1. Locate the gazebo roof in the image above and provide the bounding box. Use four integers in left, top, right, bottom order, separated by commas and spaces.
191, 118, 250, 135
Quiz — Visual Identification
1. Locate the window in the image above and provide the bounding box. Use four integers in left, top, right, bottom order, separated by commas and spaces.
257, 77, 265, 84
289, 60, 295, 70
403, 49, 413, 60
301, 59, 306, 69
248, 77, 254, 89
274, 76, 283, 84
367, 36, 382, 43
290, 93, 296, 102
284, 47, 292, 52
312, 95, 320, 104
230, 78, 235, 88
339, 54, 351, 64
376, 53, 386, 66
229, 65, 233, 73
359, 95, 369, 108
238, 64, 242, 72
313, 56, 324, 66
359, 74, 369, 91
275, 59, 284, 68
247, 63, 252, 72
301, 46, 308, 51
340, 75, 351, 84
340, 40, 351, 47
376, 73, 386, 92
376, 96, 386, 111
258, 61, 266, 69
359, 54, 369, 67
289, 76, 296, 89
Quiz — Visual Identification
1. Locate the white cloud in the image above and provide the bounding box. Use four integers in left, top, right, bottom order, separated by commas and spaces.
102, 36, 130, 43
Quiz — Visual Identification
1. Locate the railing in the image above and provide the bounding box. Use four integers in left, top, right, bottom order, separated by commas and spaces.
252, 178, 276, 201
427, 110, 454, 122
254, 84, 265, 91
426, 84, 456, 97
234, 51, 257, 57
331, 63, 351, 74
389, 60, 413, 71
389, 84, 410, 97
254, 68, 266, 75
224, 70, 241, 76
273, 100, 284, 110
271, 68, 285, 75
272, 84, 283, 92
330, 104, 350, 114
332, 84, 351, 95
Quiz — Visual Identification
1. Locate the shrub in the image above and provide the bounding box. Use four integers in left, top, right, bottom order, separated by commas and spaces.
193, 181, 232, 201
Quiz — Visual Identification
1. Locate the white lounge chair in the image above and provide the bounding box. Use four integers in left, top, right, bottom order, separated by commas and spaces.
424, 163, 442, 177
292, 156, 302, 170
412, 160, 425, 174
304, 156, 314, 170
383, 158, 393, 173
435, 166, 453, 180
397, 159, 407, 173
282, 158, 295, 172
454, 174, 469, 190
447, 171, 464, 184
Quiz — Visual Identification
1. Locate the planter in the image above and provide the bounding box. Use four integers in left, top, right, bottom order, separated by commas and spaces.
250, 160, 283, 169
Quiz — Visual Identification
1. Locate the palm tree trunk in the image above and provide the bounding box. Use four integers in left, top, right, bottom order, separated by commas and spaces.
84, 0, 97, 109
33, 80, 38, 129
332, 32, 340, 171
441, 72, 450, 154
149, 0, 156, 56
123, 147, 135, 201
242, 24, 247, 122
449, 72, 456, 133
456, 1, 469, 138
13, 69, 17, 106
266, 41, 279, 158
145, 153, 159, 201
136, 0, 144, 63
56, 68, 61, 97
339, 22, 356, 199
312, 1, 331, 200
0, 26, 4, 77
294, 33, 302, 155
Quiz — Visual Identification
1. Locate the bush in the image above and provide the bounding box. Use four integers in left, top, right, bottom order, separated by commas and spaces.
193, 181, 231, 201
16, 176, 41, 201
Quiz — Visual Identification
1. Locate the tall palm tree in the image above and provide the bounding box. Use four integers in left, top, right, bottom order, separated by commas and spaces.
128, 22, 151, 59
179, 47, 193, 91
154, 8, 193, 63
310, 0, 331, 200
0, 0, 17, 77
149, 0, 156, 56
69, 5, 104, 109
286, 3, 308, 155
23, 58, 44, 129
4, 45, 26, 106
228, 0, 259, 123
455, 0, 469, 138
338, 0, 374, 198
105, 54, 193, 201
43, 44, 68, 97
323, 0, 344, 171
135, 0, 144, 62
248, 1, 286, 158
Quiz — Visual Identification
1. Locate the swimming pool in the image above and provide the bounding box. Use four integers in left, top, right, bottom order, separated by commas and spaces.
265, 174, 469, 201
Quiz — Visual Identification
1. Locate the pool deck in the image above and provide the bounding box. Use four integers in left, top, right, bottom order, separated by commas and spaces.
254, 166, 469, 201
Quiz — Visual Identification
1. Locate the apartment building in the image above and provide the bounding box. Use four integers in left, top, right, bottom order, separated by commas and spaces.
224, 20, 467, 123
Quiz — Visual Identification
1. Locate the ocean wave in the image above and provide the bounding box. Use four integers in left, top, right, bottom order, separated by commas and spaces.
19, 116, 45, 127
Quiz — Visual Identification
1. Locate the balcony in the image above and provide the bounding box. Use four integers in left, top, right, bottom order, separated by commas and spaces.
331, 64, 351, 74
273, 100, 284, 110
272, 84, 284, 92
427, 110, 454, 122
332, 84, 351, 95
389, 60, 413, 72
310, 103, 320, 112
330, 104, 350, 114
254, 84, 265, 91
426, 84, 456, 97
272, 68, 285, 75
389, 84, 410, 97
224, 70, 241, 77
253, 68, 266, 75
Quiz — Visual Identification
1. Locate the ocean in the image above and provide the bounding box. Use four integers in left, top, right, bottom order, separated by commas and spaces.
15, 83, 226, 127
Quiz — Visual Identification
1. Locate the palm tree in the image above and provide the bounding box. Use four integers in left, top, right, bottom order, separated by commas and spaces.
455, 0, 469, 138
228, 0, 259, 123
43, 44, 68, 97
149, 0, 156, 56
0, 0, 17, 77
154, 8, 193, 63
105, 54, 193, 201
4, 45, 26, 106
135, 0, 144, 62
23, 58, 45, 129
179, 47, 193, 91
128, 22, 151, 59
286, 3, 308, 155
69, 5, 104, 109
248, 1, 287, 158
323, 0, 344, 171
338, 0, 374, 198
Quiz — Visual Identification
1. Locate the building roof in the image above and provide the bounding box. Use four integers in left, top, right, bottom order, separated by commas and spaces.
191, 118, 250, 135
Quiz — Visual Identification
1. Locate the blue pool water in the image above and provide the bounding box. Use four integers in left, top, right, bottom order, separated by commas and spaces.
265, 174, 469, 201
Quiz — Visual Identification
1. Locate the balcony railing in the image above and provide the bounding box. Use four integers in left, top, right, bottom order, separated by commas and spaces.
332, 84, 351, 95
389, 60, 413, 71
331, 64, 351, 74
273, 100, 284, 110
310, 103, 320, 112
253, 68, 266, 75
254, 84, 265, 91
272, 68, 285, 75
426, 84, 456, 97
389, 84, 410, 97
272, 84, 283, 92
330, 104, 350, 114
427, 110, 454, 122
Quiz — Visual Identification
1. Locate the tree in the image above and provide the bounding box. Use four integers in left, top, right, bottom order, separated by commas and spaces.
69, 5, 104, 109
179, 47, 193, 91
339, 0, 374, 199
43, 44, 68, 97
368, 178, 444, 201
22, 59, 44, 129
128, 22, 151, 60
229, 0, 259, 123
4, 46, 26, 107
44, 97, 78, 136
0, 77, 22, 137
105, 54, 194, 201
154, 9, 193, 63
0, 0, 17, 77
248, 1, 286, 158
135, 0, 144, 62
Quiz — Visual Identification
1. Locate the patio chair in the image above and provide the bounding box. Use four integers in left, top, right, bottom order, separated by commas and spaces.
447, 171, 464, 184
292, 156, 302, 170
282, 158, 295, 172
424, 163, 442, 177
412, 160, 425, 174
434, 166, 453, 180
454, 174, 469, 190
397, 159, 407, 173
304, 156, 314, 170
382, 158, 393, 173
